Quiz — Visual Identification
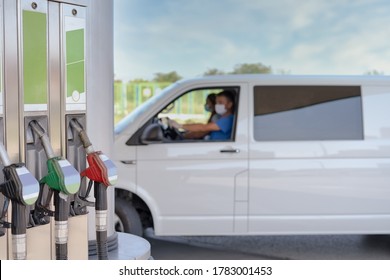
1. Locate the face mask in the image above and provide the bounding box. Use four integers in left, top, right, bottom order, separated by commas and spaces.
204, 104, 212, 112
215, 104, 227, 115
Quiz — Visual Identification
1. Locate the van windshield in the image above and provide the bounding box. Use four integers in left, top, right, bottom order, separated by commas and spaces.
115, 82, 178, 135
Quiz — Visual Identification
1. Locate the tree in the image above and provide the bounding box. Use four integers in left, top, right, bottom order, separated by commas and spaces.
230, 62, 272, 74
365, 70, 384, 75
153, 71, 182, 83
129, 78, 149, 83
203, 68, 226, 76
276, 69, 291, 75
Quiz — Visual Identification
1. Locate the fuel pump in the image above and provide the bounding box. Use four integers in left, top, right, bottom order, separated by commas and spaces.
0, 143, 40, 260
29, 120, 81, 260
69, 119, 117, 260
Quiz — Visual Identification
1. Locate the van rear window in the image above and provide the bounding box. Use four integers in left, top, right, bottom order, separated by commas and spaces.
253, 86, 363, 141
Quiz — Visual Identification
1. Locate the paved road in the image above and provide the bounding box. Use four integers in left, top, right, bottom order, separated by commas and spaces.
144, 229, 390, 260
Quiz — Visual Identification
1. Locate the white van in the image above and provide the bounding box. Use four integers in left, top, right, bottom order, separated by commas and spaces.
113, 74, 390, 237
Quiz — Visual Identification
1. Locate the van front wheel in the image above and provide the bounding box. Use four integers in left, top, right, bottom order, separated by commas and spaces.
115, 197, 143, 236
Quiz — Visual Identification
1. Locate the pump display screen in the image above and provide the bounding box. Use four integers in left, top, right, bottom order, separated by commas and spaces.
16, 166, 40, 205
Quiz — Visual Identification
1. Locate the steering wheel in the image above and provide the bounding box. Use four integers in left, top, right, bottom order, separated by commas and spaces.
158, 117, 183, 140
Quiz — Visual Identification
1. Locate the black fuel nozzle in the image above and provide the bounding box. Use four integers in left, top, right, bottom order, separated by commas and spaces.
0, 143, 40, 259
0, 144, 40, 208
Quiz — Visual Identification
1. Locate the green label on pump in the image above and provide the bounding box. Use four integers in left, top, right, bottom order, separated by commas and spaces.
64, 7, 86, 111
22, 10, 48, 111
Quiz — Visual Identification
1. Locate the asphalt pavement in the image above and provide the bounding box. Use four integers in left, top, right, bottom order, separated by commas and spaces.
144, 228, 390, 260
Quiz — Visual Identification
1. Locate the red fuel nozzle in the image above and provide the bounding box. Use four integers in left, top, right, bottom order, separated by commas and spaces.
81, 152, 117, 187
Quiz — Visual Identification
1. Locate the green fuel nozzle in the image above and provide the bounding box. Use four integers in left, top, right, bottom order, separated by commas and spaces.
29, 120, 80, 195
0, 143, 40, 260
29, 120, 81, 260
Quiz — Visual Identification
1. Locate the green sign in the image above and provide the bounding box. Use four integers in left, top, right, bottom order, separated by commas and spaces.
65, 14, 86, 111
66, 28, 85, 99
23, 10, 48, 111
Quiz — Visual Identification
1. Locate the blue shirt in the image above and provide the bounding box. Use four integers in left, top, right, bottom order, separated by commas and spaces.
209, 114, 234, 140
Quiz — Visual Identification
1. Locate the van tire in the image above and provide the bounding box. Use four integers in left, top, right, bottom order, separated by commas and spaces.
115, 197, 143, 236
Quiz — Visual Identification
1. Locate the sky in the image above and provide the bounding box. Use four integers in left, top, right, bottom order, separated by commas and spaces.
114, 0, 390, 81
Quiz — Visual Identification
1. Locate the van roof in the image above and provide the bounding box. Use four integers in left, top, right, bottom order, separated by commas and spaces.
176, 74, 390, 86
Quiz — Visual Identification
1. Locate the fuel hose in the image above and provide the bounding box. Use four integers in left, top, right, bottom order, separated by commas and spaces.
70, 119, 117, 260
30, 120, 80, 260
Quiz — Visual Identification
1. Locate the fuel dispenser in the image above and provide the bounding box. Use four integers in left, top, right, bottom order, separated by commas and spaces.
60, 4, 91, 259
19, 0, 88, 259
17, 0, 52, 259
69, 119, 117, 259
29, 120, 81, 259
0, 143, 40, 260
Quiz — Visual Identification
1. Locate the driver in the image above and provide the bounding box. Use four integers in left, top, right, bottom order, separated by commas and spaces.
169, 90, 235, 140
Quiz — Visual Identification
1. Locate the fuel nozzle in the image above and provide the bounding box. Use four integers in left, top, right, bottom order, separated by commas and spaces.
0, 143, 40, 206
0, 143, 40, 260
29, 120, 81, 260
70, 118, 117, 260
29, 120, 80, 195
69, 119, 117, 187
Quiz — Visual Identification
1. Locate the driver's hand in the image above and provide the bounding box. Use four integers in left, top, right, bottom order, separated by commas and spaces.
160, 117, 169, 130
168, 119, 182, 129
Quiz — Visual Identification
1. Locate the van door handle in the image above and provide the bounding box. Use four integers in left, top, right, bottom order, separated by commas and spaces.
220, 148, 240, 153
121, 160, 136, 165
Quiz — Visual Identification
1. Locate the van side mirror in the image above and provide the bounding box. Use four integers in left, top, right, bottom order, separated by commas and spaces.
140, 123, 163, 144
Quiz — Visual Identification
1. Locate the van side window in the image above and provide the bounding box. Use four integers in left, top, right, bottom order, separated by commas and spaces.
157, 87, 239, 142
159, 89, 216, 125
253, 86, 364, 141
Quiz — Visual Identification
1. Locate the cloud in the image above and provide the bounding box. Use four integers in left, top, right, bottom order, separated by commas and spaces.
264, 0, 390, 74
114, 0, 390, 79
